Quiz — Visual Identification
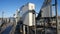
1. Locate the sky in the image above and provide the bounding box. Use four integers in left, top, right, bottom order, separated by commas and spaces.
0, 0, 60, 18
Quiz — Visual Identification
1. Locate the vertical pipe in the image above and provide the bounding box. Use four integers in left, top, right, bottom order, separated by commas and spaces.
35, 12, 36, 34
35, 25, 36, 34
27, 26, 29, 34
55, 0, 58, 34
23, 25, 25, 34
2, 11, 3, 21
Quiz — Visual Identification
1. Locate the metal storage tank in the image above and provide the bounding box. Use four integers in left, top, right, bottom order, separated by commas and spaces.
21, 3, 35, 26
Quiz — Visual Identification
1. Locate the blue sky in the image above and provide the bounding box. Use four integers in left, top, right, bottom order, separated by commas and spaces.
0, 0, 60, 18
